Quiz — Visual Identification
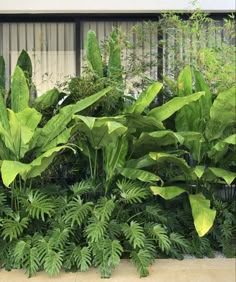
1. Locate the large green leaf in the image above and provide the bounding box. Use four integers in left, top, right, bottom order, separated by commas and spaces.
30, 87, 111, 152
108, 29, 122, 79
189, 194, 216, 237
207, 167, 236, 185
205, 86, 236, 141
86, 30, 103, 77
11, 66, 29, 112
151, 185, 186, 199
75, 116, 127, 149
149, 152, 190, 174
17, 50, 33, 81
148, 92, 205, 121
0, 88, 9, 130
193, 68, 212, 122
151, 186, 216, 237
1, 146, 71, 187
0, 56, 5, 91
121, 168, 162, 183
135, 130, 184, 148
8, 108, 42, 158
1, 161, 29, 187
126, 82, 163, 114
34, 88, 64, 111
208, 134, 236, 162
177, 65, 192, 97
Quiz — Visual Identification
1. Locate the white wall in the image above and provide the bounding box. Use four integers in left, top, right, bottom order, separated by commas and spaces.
0, 0, 235, 13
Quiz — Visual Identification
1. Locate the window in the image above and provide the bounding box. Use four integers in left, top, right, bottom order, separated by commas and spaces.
0, 22, 76, 94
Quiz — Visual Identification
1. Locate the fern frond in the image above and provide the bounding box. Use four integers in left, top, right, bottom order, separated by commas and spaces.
107, 220, 122, 239
14, 240, 40, 277
91, 239, 123, 278
0, 192, 7, 208
170, 232, 191, 253
117, 179, 149, 204
25, 190, 55, 221
70, 180, 92, 196
146, 223, 171, 253
122, 221, 145, 249
48, 228, 70, 249
2, 214, 29, 241
72, 246, 91, 271
94, 197, 115, 221
131, 249, 154, 277
85, 218, 107, 243
63, 196, 93, 227
44, 250, 63, 276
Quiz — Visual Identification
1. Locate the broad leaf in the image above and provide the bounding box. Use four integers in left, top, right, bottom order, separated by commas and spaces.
189, 194, 216, 237
148, 92, 204, 121
120, 168, 163, 183
207, 167, 236, 185
86, 30, 103, 77
205, 86, 236, 141
11, 66, 29, 112
151, 186, 186, 199
126, 82, 163, 114
149, 152, 190, 174
34, 88, 64, 111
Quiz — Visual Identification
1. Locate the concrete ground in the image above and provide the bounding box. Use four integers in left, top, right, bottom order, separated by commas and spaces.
0, 258, 235, 282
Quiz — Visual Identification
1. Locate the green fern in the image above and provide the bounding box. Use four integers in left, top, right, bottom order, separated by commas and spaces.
91, 239, 123, 278
122, 221, 145, 249
63, 196, 93, 227
14, 240, 40, 277
70, 180, 92, 196
131, 249, 154, 277
94, 197, 115, 221
48, 228, 70, 249
25, 190, 55, 221
85, 218, 108, 243
169, 232, 191, 253
2, 213, 29, 241
146, 223, 171, 253
44, 250, 63, 276
117, 179, 149, 204
72, 246, 91, 271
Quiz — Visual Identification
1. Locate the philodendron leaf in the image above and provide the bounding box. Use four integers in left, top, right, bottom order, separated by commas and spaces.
189, 194, 216, 237
11, 66, 29, 112
151, 186, 216, 237
17, 50, 33, 81
151, 186, 186, 200
126, 82, 163, 114
1, 161, 29, 188
208, 134, 236, 162
1, 146, 72, 187
0, 56, 5, 90
86, 30, 103, 77
208, 167, 236, 185
0, 88, 9, 130
121, 168, 163, 184
149, 152, 190, 174
34, 88, 64, 111
205, 86, 236, 141
135, 130, 184, 148
108, 29, 122, 79
148, 92, 205, 121
30, 87, 111, 152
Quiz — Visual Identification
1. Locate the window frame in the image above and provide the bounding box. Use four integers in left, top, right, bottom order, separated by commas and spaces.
0, 13, 230, 79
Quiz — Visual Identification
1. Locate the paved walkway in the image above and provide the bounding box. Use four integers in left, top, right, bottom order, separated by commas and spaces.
0, 258, 235, 282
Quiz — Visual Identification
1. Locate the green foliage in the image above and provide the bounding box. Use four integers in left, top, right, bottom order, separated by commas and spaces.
0, 27, 235, 279
122, 221, 146, 249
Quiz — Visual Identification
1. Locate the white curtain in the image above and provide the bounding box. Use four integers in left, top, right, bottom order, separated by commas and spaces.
0, 22, 76, 95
